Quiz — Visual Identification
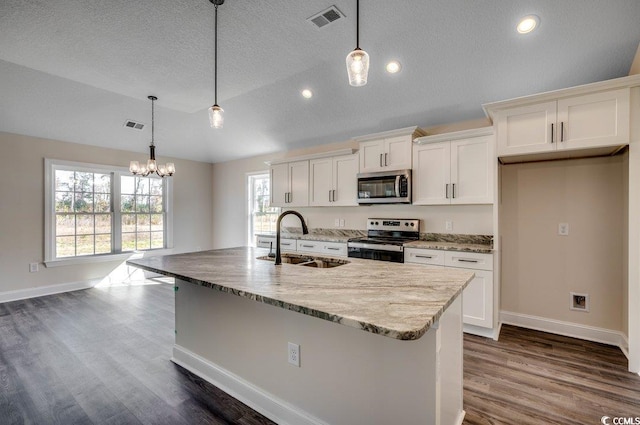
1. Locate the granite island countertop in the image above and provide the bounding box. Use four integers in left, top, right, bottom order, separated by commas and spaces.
127, 247, 474, 341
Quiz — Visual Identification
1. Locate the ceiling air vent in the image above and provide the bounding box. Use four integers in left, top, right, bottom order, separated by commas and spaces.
307, 6, 344, 29
123, 120, 145, 130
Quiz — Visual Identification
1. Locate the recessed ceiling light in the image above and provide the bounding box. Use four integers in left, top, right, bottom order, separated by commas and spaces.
301, 89, 313, 99
386, 61, 402, 74
517, 15, 539, 34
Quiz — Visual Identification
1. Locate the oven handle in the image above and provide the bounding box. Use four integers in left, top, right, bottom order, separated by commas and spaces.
348, 242, 404, 252
395, 175, 400, 197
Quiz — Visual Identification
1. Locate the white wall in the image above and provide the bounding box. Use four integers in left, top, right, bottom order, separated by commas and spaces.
0, 132, 213, 295
211, 120, 494, 249
500, 156, 625, 332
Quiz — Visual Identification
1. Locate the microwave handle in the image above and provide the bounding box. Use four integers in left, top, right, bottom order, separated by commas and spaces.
395, 175, 401, 197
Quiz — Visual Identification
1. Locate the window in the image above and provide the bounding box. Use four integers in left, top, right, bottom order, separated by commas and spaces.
45, 159, 173, 266
247, 173, 280, 246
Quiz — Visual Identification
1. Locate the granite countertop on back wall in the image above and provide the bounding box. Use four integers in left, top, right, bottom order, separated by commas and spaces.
127, 247, 474, 341
256, 228, 493, 253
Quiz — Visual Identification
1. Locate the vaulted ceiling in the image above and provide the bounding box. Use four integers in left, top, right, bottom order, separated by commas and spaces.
1, 0, 639, 163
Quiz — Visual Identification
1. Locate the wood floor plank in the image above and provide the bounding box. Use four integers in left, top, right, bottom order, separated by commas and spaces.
2, 282, 639, 425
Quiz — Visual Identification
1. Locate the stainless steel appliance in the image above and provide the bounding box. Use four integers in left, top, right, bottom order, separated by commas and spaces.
347, 218, 420, 263
357, 169, 411, 204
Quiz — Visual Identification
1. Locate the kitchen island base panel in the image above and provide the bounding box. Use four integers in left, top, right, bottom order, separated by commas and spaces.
174, 278, 464, 425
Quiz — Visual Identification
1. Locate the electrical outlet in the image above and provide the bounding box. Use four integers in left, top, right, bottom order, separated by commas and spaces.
570, 292, 589, 312
339, 219, 345, 227
288, 342, 300, 367
558, 223, 569, 236
334, 218, 340, 227
445, 220, 453, 231
29, 262, 38, 273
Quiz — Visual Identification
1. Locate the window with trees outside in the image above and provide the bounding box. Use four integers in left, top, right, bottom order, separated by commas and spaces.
248, 173, 280, 246
45, 159, 173, 265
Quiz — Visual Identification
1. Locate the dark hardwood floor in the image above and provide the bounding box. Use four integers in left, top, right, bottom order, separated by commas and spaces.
1, 281, 638, 424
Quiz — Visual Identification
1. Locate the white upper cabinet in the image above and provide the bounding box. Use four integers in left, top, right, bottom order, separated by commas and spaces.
491, 87, 630, 158
413, 128, 494, 205
270, 160, 309, 207
355, 126, 426, 173
309, 154, 358, 206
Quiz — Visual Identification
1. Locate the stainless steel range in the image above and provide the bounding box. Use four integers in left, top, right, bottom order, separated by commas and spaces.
347, 218, 420, 263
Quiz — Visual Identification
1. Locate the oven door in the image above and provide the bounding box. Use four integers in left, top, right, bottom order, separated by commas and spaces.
347, 244, 404, 263
357, 170, 411, 204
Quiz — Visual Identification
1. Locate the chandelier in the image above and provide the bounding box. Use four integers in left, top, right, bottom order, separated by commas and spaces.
129, 96, 175, 177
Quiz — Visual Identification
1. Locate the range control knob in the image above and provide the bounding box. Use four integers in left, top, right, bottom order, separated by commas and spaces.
370, 221, 374, 225
410, 222, 415, 227
405, 222, 409, 226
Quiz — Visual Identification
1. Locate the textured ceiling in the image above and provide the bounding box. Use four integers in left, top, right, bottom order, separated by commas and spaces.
0, 0, 639, 163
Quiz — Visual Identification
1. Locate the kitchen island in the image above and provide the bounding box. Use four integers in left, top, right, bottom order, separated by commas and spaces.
127, 247, 474, 425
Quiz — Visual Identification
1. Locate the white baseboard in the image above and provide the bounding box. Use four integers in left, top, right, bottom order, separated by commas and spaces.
463, 323, 501, 340
0, 279, 99, 303
172, 345, 328, 425
500, 310, 629, 357
455, 410, 466, 425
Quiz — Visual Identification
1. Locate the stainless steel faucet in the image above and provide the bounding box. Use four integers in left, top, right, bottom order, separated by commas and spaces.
275, 210, 308, 265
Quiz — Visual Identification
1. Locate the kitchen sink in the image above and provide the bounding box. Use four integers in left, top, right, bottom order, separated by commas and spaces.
257, 254, 349, 268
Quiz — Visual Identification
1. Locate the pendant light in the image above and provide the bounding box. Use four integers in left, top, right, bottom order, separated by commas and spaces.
208, 0, 224, 128
129, 96, 175, 178
346, 0, 369, 87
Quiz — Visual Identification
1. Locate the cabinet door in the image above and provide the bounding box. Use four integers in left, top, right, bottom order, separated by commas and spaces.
321, 241, 347, 256
412, 142, 450, 205
495, 101, 557, 156
332, 154, 358, 206
450, 136, 493, 204
384, 135, 412, 171
270, 163, 289, 207
309, 158, 333, 206
288, 161, 309, 207
557, 88, 630, 150
358, 140, 385, 173
462, 269, 493, 328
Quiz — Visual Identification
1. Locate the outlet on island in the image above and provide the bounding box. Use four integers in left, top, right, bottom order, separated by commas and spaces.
288, 342, 300, 367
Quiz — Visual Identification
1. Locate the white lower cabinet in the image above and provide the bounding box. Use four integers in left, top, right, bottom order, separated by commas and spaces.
297, 240, 347, 256
256, 235, 296, 253
256, 235, 347, 257
405, 248, 494, 331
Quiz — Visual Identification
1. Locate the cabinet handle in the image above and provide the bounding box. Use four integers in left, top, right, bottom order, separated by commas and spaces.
329, 190, 332, 202
551, 123, 555, 143
384, 153, 388, 166
301, 244, 314, 248
457, 259, 479, 263
282, 243, 293, 246
445, 183, 449, 199
326, 247, 340, 251
560, 122, 564, 142
415, 255, 433, 259
380, 154, 383, 167
332, 189, 336, 202
288, 192, 292, 203
452, 183, 456, 199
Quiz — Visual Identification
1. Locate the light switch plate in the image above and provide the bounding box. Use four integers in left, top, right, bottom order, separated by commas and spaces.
558, 223, 569, 236
445, 220, 453, 231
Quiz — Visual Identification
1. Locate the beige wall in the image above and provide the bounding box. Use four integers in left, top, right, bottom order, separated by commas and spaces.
500, 156, 625, 331
622, 151, 629, 337
211, 121, 494, 249
0, 132, 213, 294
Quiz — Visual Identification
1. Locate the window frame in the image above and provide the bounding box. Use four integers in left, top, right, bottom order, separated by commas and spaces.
44, 158, 173, 267
247, 171, 280, 247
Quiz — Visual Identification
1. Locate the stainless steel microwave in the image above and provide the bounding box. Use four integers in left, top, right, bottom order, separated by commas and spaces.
357, 169, 411, 204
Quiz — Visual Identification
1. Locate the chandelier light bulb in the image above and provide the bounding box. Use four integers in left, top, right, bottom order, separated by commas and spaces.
166, 163, 175, 175
147, 158, 157, 172
209, 104, 224, 129
129, 161, 140, 174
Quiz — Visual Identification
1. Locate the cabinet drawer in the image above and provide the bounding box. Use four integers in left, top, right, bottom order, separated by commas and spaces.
321, 241, 347, 256
297, 240, 321, 253
444, 251, 492, 271
404, 248, 446, 266
256, 236, 296, 251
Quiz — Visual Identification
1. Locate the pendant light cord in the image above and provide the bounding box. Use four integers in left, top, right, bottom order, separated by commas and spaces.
214, 3, 218, 105
356, 0, 360, 49
151, 97, 155, 147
